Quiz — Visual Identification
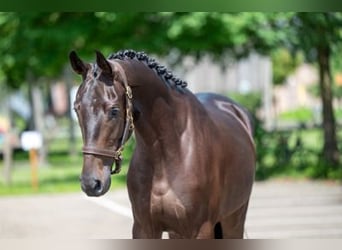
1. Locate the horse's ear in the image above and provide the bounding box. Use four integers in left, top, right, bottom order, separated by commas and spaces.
95, 50, 112, 76
69, 51, 88, 76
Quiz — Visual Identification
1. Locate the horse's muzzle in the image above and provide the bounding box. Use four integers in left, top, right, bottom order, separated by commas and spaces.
80, 175, 111, 197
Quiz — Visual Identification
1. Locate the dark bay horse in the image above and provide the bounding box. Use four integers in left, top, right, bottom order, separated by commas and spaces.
69, 49, 255, 239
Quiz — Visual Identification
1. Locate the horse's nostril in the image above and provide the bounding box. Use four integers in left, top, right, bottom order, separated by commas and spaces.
80, 176, 105, 196
93, 179, 102, 192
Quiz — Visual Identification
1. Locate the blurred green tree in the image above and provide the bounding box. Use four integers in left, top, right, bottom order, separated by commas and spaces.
271, 48, 303, 85
0, 13, 100, 86
0, 12, 340, 168
286, 13, 342, 166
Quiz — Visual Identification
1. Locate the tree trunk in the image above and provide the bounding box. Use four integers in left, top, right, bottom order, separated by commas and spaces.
317, 46, 339, 166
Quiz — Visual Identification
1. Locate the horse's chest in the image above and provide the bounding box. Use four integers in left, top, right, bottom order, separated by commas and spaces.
150, 183, 187, 222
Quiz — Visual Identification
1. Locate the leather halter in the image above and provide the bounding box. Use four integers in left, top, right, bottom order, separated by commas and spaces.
82, 62, 134, 175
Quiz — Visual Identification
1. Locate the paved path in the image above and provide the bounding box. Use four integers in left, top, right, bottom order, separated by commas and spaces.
246, 180, 342, 238
0, 180, 341, 238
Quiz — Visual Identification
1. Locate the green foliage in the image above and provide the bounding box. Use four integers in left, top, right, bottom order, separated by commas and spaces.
336, 108, 342, 120
229, 91, 342, 180
228, 92, 262, 114
271, 48, 303, 85
307, 82, 342, 102
163, 12, 289, 61
278, 107, 314, 122
254, 127, 342, 180
333, 84, 342, 99
1, 12, 342, 86
0, 12, 300, 87
286, 13, 342, 62
0, 13, 102, 87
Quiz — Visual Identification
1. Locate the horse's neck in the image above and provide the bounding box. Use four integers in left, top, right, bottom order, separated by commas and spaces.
126, 63, 189, 158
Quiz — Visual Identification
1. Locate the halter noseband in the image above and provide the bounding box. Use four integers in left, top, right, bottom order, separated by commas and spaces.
82, 62, 134, 175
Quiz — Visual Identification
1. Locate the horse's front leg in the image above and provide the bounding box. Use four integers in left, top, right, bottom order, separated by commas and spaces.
132, 220, 162, 239
195, 221, 215, 239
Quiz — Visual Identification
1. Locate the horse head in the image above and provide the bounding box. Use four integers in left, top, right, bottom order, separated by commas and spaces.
69, 50, 133, 196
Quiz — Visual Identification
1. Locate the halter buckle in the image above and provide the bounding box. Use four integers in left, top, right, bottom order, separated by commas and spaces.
126, 86, 133, 99
114, 146, 123, 160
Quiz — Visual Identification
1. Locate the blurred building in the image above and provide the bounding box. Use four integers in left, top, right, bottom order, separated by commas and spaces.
177, 53, 274, 129
175, 53, 320, 130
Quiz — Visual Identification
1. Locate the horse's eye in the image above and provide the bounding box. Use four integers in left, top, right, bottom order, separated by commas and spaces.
109, 107, 120, 119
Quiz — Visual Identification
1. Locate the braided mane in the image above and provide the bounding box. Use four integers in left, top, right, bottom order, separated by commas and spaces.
109, 50, 188, 89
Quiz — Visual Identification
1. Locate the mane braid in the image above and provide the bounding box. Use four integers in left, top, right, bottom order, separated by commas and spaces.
108, 49, 188, 89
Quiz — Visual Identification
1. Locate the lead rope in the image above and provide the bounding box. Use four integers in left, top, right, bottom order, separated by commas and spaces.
111, 62, 134, 174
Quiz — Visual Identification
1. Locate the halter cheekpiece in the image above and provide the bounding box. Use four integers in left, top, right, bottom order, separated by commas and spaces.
82, 62, 134, 175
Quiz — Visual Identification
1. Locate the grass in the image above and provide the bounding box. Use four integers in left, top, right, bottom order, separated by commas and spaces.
0, 158, 81, 195
278, 107, 314, 122
278, 106, 342, 123
0, 137, 128, 196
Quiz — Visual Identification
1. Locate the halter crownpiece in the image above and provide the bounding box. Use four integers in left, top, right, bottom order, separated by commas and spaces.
82, 61, 134, 175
